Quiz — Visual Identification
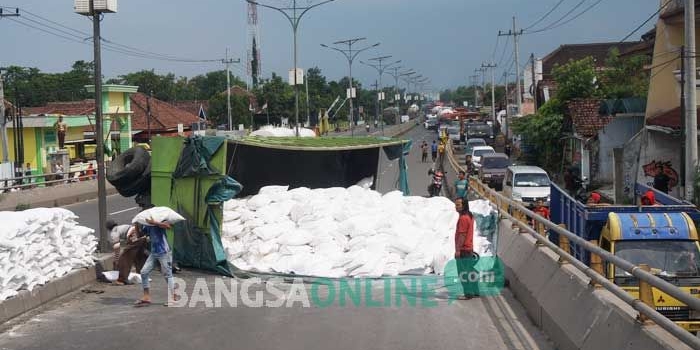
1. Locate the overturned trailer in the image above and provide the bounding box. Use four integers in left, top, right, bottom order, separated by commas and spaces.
151, 135, 411, 276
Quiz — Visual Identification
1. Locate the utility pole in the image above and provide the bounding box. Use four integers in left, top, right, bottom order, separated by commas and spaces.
90, 0, 109, 253
482, 62, 497, 124
475, 67, 486, 107
685, 0, 697, 200
0, 8, 19, 164
469, 74, 479, 108
499, 17, 523, 115
146, 91, 152, 143
222, 50, 240, 131
503, 71, 509, 141
680, 45, 686, 197
305, 73, 310, 127
0, 70, 8, 163
371, 80, 379, 129
531, 53, 538, 112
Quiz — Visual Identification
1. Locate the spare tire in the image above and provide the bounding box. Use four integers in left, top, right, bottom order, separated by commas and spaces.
107, 147, 150, 188
116, 162, 151, 197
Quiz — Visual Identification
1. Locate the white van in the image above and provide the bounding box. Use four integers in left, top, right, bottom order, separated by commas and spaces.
502, 165, 551, 206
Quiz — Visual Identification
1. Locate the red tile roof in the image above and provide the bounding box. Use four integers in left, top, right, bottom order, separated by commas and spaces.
22, 94, 201, 132
24, 100, 96, 116
542, 42, 640, 76
646, 106, 700, 129
129, 93, 201, 131
170, 100, 209, 117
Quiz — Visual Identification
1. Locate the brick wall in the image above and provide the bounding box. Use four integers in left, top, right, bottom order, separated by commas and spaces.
566, 98, 612, 138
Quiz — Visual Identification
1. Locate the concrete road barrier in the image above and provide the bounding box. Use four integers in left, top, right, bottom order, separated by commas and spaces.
497, 219, 693, 350
0, 254, 113, 325
0, 181, 118, 211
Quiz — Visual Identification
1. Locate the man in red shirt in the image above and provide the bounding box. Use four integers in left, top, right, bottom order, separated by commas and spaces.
454, 197, 476, 299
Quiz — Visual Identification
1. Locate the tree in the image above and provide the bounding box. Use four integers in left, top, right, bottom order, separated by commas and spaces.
552, 56, 598, 101
110, 70, 176, 101
208, 93, 251, 128
599, 48, 650, 99
253, 73, 294, 121
511, 98, 564, 170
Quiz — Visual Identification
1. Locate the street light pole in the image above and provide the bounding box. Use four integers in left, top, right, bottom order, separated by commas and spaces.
361, 57, 401, 135
321, 38, 379, 137
246, 0, 338, 136
86, 0, 109, 252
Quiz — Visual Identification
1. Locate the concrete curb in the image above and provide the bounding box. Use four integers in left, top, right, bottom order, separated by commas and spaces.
0, 181, 118, 211
497, 219, 693, 350
0, 253, 113, 325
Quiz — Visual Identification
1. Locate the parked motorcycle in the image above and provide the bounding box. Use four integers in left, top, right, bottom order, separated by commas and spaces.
573, 176, 589, 203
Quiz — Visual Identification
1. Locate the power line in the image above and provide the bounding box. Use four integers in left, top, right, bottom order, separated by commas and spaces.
491, 35, 500, 61
649, 57, 680, 80
3, 7, 221, 63
496, 38, 511, 67
618, 0, 673, 43
526, 0, 605, 34
524, 0, 566, 30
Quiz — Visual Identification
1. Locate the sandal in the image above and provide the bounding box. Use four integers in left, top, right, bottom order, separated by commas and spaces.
81, 288, 105, 294
163, 294, 180, 307
134, 299, 152, 307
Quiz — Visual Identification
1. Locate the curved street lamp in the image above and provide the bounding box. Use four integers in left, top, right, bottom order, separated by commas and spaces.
321, 39, 379, 137
246, 0, 339, 136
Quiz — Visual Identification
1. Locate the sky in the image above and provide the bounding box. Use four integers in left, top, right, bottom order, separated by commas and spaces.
0, 0, 660, 91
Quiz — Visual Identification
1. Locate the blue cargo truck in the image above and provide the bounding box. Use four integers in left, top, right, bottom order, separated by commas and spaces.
549, 183, 700, 332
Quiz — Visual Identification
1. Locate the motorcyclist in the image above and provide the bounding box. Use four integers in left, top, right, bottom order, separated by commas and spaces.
465, 154, 476, 175
428, 168, 445, 197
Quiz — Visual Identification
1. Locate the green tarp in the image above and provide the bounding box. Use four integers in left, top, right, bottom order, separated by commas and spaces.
599, 98, 646, 115
171, 136, 241, 277
173, 135, 226, 178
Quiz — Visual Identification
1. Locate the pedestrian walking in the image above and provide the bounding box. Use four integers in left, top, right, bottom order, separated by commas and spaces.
135, 218, 179, 307
421, 141, 428, 163
454, 198, 477, 300
431, 140, 438, 162
454, 170, 469, 200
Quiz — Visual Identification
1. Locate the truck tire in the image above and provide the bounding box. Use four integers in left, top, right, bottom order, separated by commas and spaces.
107, 147, 150, 188
115, 163, 151, 197
116, 173, 150, 197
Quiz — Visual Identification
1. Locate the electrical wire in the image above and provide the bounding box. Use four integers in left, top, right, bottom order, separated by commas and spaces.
525, 0, 605, 34
3, 6, 222, 63
496, 39, 511, 68
524, 0, 567, 30
619, 0, 673, 43
491, 35, 500, 62
648, 58, 679, 80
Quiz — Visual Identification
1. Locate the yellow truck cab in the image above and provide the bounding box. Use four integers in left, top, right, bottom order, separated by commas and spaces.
600, 212, 700, 332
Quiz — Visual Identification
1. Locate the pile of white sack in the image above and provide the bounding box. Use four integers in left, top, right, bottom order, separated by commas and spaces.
221, 185, 496, 278
0, 208, 97, 300
250, 126, 316, 138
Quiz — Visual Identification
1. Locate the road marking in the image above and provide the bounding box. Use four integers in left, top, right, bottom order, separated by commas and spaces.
109, 207, 138, 216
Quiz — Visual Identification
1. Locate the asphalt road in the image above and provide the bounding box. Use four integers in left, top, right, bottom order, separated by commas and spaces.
0, 126, 554, 350
62, 194, 139, 232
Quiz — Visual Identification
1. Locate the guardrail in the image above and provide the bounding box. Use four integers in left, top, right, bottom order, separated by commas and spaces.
445, 142, 700, 349
0, 172, 96, 192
